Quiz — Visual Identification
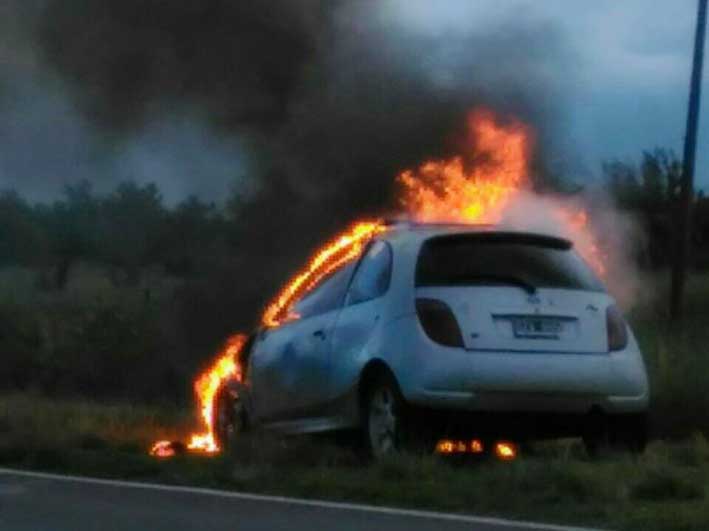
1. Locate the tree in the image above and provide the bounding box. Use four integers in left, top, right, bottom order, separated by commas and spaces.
0, 190, 48, 267
98, 181, 166, 285
603, 149, 682, 268
40, 180, 100, 288
160, 195, 226, 275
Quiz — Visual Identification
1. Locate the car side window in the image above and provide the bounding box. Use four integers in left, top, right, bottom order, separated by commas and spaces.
292, 262, 356, 320
346, 241, 392, 306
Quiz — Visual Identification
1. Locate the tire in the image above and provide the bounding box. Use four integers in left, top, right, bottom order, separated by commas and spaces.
362, 373, 407, 459
214, 389, 247, 451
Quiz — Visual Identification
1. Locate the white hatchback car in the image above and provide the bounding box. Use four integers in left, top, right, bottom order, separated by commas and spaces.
217, 223, 649, 457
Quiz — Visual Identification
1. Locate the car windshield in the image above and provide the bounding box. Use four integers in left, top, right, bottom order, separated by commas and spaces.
416, 233, 604, 292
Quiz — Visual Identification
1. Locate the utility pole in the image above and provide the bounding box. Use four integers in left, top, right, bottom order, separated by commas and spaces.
671, 0, 708, 321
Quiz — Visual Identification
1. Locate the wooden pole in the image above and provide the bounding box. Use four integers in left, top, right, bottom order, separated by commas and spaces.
671, 0, 708, 320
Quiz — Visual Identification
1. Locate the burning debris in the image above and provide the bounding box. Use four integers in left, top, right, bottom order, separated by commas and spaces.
433, 439, 518, 461
151, 107, 611, 458
149, 440, 186, 459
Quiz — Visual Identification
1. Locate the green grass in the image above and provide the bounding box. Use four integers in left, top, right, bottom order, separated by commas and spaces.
2, 393, 709, 531
0, 393, 191, 472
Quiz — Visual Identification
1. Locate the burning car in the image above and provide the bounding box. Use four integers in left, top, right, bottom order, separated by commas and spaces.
150, 108, 648, 460
213, 221, 649, 458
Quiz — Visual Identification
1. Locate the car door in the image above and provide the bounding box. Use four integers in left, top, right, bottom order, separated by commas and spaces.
249, 263, 355, 422
329, 241, 394, 396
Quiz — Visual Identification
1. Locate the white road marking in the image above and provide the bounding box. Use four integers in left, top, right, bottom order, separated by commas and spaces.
0, 467, 607, 531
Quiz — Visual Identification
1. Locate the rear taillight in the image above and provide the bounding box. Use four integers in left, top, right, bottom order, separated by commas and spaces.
416, 298, 464, 348
606, 304, 628, 351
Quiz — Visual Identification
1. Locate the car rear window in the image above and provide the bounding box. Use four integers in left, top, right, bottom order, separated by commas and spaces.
416, 233, 604, 292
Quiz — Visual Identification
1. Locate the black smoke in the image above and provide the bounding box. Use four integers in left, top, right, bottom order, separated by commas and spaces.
39, 0, 325, 130
31, 1, 572, 202
2, 0, 576, 328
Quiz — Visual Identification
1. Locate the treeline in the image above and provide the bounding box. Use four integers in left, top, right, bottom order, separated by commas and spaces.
0, 180, 231, 287
604, 148, 709, 268
3, 149, 709, 281
0, 181, 257, 403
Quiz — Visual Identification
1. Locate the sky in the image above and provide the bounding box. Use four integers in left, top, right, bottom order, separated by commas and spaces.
0, 0, 707, 202
385, 0, 708, 189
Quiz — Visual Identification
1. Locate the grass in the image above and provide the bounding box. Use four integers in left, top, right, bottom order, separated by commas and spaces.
0, 393, 191, 472
629, 274, 709, 437
2, 393, 709, 531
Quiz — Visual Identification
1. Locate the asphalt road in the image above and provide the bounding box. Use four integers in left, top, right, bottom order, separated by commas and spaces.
0, 468, 602, 531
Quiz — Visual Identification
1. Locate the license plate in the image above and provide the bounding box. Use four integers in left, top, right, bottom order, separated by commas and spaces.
513, 317, 563, 338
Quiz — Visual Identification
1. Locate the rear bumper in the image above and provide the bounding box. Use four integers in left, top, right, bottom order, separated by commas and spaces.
411, 388, 648, 415
386, 315, 650, 417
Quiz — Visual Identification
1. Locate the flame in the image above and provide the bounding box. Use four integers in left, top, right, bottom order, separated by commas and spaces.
398, 109, 531, 224
261, 220, 388, 327
552, 207, 607, 277
434, 439, 485, 454
173, 334, 245, 453
150, 440, 176, 458
494, 441, 518, 461
470, 439, 484, 454
398, 108, 605, 276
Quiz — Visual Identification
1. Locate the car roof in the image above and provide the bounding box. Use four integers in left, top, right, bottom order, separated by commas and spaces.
378, 220, 572, 249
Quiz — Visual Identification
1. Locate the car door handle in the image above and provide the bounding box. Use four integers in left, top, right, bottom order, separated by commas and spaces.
313, 330, 326, 340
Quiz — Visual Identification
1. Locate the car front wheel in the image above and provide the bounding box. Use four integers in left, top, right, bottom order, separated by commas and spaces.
214, 390, 247, 451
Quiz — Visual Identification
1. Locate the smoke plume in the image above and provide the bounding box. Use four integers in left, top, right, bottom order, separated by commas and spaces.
0, 0, 597, 325
498, 191, 644, 309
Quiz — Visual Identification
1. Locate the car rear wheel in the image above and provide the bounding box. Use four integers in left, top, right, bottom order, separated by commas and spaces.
363, 375, 406, 459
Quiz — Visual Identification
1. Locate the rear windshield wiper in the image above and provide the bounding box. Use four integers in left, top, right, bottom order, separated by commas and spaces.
447, 274, 538, 294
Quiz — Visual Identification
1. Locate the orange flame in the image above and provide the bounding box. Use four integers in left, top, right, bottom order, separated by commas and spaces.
552, 207, 607, 276
398, 109, 531, 224
149, 335, 246, 456
185, 334, 246, 453
398, 108, 605, 276
261, 220, 388, 327
149, 440, 177, 458
494, 441, 519, 461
